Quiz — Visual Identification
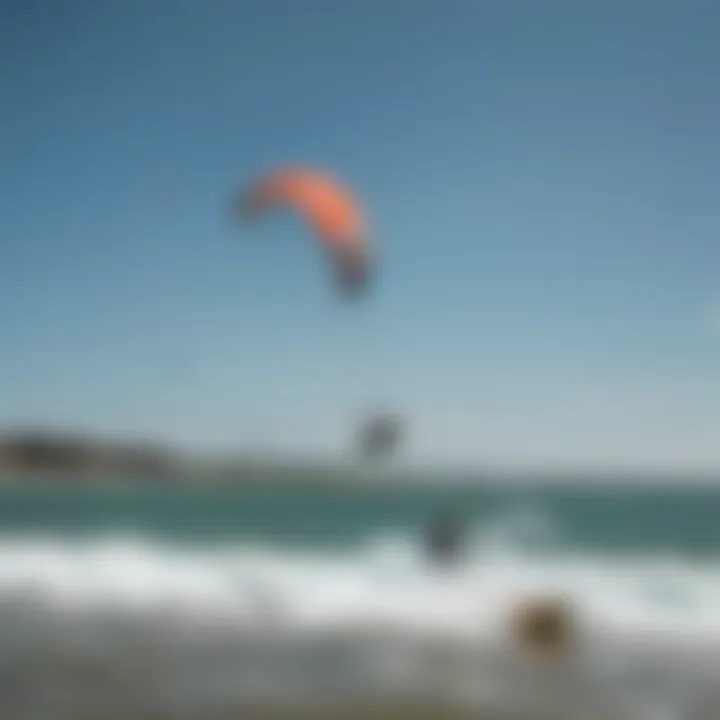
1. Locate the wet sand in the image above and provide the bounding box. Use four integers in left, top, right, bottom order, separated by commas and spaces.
67, 707, 550, 720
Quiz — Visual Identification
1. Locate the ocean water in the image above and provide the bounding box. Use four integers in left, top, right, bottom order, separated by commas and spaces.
1, 479, 720, 719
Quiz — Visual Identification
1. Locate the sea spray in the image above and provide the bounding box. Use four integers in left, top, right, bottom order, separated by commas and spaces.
0, 507, 717, 717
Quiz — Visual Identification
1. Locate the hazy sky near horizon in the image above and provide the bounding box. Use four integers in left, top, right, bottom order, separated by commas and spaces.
2, 0, 720, 469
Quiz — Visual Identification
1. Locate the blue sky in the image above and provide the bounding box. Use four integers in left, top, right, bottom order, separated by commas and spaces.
2, 0, 720, 469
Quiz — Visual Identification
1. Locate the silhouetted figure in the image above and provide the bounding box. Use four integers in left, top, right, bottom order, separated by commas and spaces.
424, 512, 466, 567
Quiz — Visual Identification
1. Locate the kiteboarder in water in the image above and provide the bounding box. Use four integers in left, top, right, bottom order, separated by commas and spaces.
424, 511, 466, 568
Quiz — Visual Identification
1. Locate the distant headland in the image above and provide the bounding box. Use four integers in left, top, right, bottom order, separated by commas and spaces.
0, 428, 356, 485
0, 427, 716, 487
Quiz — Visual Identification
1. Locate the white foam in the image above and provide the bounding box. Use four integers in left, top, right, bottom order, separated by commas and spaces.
0, 511, 719, 719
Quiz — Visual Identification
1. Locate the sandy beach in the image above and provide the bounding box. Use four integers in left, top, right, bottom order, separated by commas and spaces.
50, 705, 552, 720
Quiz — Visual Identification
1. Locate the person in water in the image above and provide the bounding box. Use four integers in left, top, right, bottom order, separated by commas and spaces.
424, 511, 466, 567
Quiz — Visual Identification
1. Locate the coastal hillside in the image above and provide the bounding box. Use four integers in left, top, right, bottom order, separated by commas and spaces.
0, 430, 177, 478
0, 430, 361, 485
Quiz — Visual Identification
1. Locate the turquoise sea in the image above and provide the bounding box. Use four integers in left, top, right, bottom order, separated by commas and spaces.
0, 479, 719, 553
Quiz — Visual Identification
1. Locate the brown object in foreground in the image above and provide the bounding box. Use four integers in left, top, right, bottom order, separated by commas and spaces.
508, 596, 577, 656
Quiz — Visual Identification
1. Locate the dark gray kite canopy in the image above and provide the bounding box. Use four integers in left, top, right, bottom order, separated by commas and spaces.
356, 412, 405, 460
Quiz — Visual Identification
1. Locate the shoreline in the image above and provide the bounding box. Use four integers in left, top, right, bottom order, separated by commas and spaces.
13, 700, 554, 720
2, 429, 720, 487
